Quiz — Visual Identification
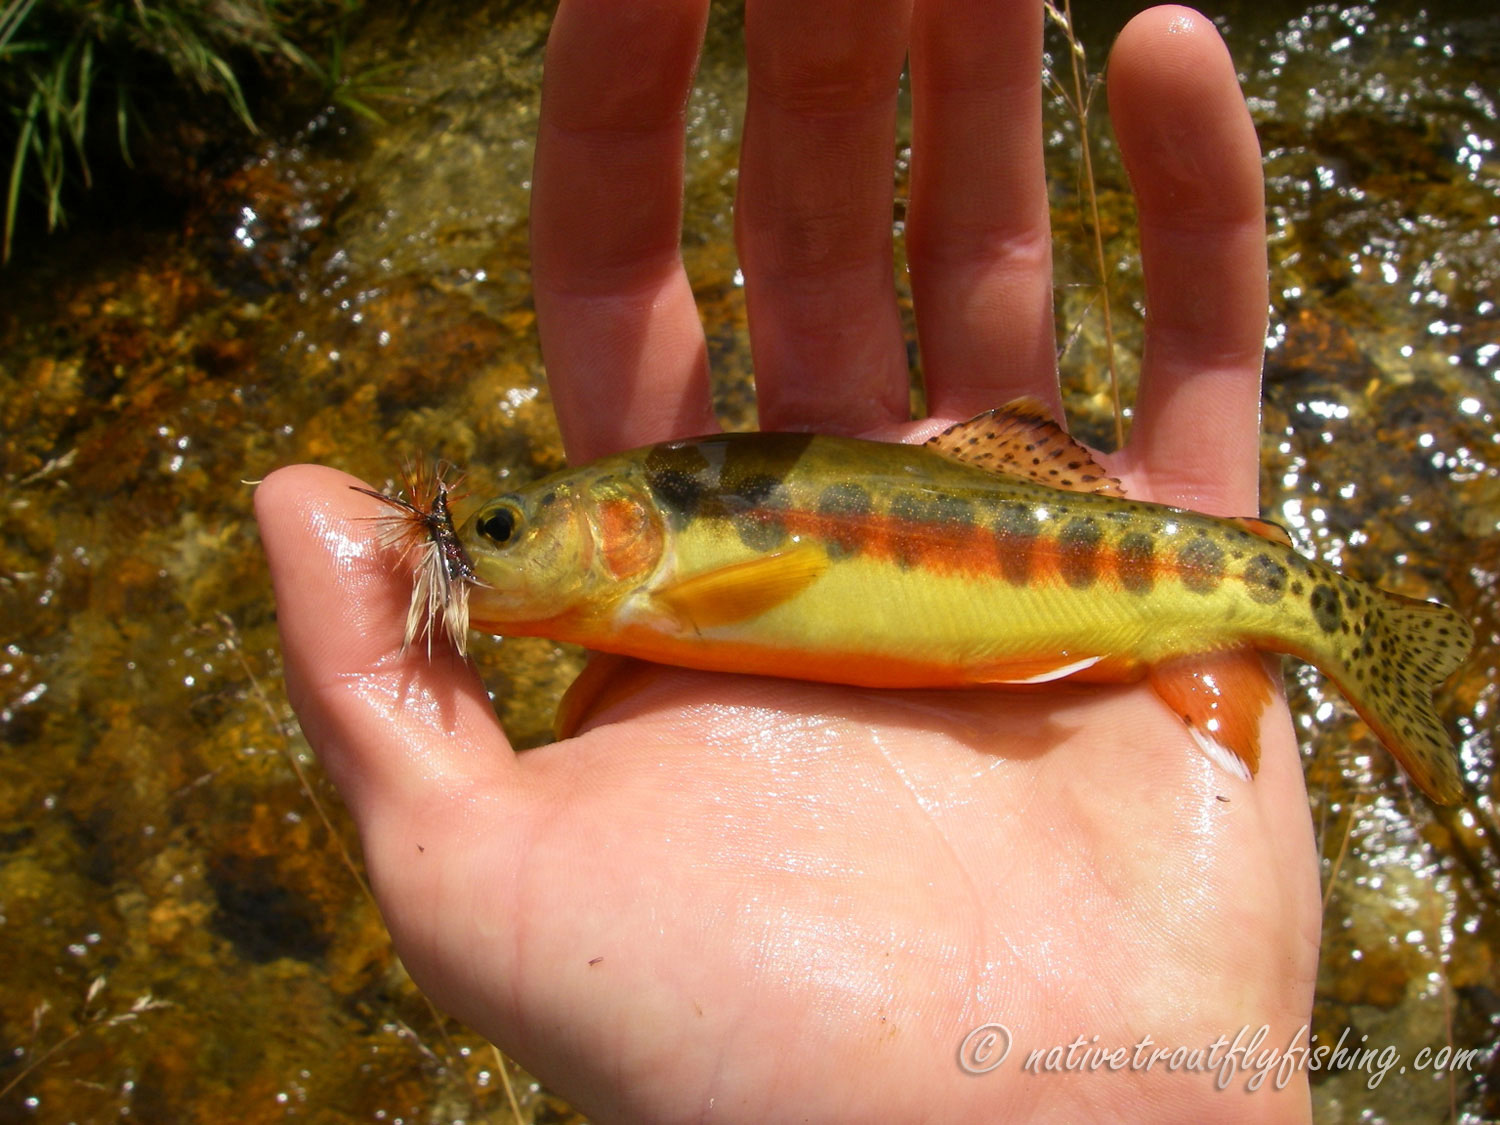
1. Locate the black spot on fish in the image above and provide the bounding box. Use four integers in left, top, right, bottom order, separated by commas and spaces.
993, 502, 1040, 585
1310, 583, 1342, 634
1243, 553, 1289, 605
1178, 535, 1226, 594
819, 482, 871, 557
1116, 532, 1155, 594
1059, 517, 1103, 588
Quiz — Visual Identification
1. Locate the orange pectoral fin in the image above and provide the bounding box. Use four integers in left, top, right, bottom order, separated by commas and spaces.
1147, 649, 1277, 781
651, 544, 829, 631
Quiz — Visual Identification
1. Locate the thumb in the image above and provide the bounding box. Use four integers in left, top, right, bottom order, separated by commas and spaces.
253, 464, 518, 836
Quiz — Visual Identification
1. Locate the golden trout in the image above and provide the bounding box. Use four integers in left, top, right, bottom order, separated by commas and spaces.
360, 400, 1473, 804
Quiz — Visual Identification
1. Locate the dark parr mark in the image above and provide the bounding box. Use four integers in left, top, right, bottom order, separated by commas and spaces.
729, 471, 784, 507
992, 502, 1040, 585
887, 492, 977, 568
928, 494, 976, 528
1242, 553, 1289, 605
1178, 535, 1226, 594
728, 471, 790, 550
718, 433, 813, 499
643, 442, 714, 526
887, 492, 929, 568
818, 482, 872, 557
889, 491, 929, 525
888, 492, 977, 529
645, 433, 813, 534
1116, 532, 1155, 595
1310, 583, 1342, 634
1058, 517, 1103, 589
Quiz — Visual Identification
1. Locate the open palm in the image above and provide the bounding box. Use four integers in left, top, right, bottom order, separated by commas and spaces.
257, 3, 1319, 1121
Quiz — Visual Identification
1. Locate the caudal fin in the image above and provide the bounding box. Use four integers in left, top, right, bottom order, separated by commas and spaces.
1327, 590, 1473, 805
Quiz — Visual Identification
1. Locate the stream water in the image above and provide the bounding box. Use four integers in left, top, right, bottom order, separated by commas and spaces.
1, 1, 1496, 1121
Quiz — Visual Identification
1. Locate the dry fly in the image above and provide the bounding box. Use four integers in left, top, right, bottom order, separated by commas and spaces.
351, 463, 476, 655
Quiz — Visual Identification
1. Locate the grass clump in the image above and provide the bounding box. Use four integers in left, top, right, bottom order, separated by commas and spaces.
1, 0, 375, 263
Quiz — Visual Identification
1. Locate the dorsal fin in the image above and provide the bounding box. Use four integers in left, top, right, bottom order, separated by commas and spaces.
925, 397, 1126, 497
1227, 515, 1294, 548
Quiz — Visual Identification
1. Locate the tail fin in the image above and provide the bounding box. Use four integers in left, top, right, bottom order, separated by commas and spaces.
1327, 590, 1473, 805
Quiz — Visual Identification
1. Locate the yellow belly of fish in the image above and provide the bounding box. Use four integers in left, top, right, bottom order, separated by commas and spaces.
603, 550, 1264, 689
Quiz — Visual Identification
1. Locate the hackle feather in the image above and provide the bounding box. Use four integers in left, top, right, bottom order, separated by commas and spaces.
351, 462, 475, 655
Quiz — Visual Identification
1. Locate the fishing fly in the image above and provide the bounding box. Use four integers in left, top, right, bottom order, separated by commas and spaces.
351, 462, 476, 655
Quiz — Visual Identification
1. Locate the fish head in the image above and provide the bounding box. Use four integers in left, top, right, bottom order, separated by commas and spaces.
458, 470, 665, 631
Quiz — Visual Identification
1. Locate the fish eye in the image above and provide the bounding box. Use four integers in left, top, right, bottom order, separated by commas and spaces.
477, 504, 522, 546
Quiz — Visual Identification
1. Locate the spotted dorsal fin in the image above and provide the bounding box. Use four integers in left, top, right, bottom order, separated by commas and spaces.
925, 397, 1126, 497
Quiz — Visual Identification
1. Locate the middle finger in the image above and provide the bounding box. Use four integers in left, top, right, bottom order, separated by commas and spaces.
736, 0, 915, 434
907, 0, 1058, 422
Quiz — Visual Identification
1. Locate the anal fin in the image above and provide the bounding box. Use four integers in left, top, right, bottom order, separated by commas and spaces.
969, 653, 1103, 685
1147, 649, 1276, 780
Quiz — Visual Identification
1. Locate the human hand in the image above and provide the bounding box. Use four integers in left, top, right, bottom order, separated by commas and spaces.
256, 3, 1319, 1121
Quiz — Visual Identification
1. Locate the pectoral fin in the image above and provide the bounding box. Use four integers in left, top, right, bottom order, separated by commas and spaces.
651, 545, 829, 630
1147, 648, 1276, 781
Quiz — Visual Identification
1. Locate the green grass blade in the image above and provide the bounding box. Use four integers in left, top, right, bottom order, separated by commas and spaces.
71, 36, 94, 187
0, 0, 38, 53
115, 82, 136, 168
5, 98, 38, 262
206, 52, 258, 132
